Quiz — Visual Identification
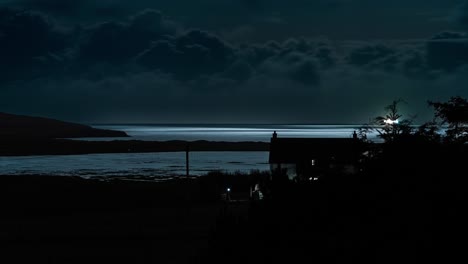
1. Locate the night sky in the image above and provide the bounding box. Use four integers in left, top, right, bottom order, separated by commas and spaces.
1, 0, 468, 124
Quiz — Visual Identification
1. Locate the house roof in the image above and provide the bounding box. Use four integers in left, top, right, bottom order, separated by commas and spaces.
269, 137, 361, 164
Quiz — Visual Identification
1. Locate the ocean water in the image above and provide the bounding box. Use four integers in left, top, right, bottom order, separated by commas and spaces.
88, 124, 375, 142
1, 124, 375, 179
0, 152, 270, 180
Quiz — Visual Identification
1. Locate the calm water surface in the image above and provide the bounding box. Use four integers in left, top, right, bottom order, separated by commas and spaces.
89, 124, 375, 142
0, 152, 270, 179
1, 124, 376, 179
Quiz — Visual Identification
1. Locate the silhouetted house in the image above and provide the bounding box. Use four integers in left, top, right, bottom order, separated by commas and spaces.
269, 132, 362, 181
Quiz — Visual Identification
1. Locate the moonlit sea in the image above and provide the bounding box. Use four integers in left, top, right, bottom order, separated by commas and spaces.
1, 124, 373, 179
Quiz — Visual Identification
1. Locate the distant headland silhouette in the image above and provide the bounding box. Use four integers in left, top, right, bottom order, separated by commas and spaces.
0, 112, 128, 139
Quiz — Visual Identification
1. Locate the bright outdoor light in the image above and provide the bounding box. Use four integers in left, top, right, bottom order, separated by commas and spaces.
384, 118, 399, 125
227, 188, 231, 192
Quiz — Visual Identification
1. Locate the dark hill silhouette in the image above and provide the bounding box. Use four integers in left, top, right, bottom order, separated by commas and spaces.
0, 112, 128, 139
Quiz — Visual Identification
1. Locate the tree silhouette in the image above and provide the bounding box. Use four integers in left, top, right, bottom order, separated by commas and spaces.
414, 120, 442, 143
360, 99, 414, 143
428, 96, 468, 143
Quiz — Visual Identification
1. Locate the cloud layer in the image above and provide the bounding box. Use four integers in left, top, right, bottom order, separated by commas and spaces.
1, 6, 468, 123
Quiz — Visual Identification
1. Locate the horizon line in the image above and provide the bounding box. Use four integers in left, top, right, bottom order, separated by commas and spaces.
90, 123, 369, 126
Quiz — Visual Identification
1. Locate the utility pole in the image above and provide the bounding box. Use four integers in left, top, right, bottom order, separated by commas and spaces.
186, 143, 190, 179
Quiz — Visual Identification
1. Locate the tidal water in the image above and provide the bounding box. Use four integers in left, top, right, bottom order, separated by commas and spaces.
89, 124, 373, 142
1, 124, 374, 179
0, 152, 269, 180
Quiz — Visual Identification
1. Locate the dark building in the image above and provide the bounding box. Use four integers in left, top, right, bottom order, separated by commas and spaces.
269, 131, 362, 181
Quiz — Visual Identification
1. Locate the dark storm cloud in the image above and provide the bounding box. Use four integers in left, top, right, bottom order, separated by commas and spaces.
347, 44, 396, 66
79, 9, 177, 64
0, 8, 66, 59
455, 0, 468, 27
237, 38, 333, 69
257, 51, 320, 86
0, 8, 69, 81
6, 0, 125, 20
136, 30, 234, 79
219, 60, 254, 81
341, 33, 468, 75
236, 42, 280, 67
289, 59, 320, 86
345, 43, 429, 74
2, 0, 462, 42
1, 2, 468, 123
426, 32, 468, 71
16, 0, 85, 13
0, 6, 323, 85
315, 46, 337, 68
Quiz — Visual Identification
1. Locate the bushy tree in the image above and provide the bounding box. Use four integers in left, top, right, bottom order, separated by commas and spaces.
414, 120, 442, 143
360, 99, 414, 143
428, 96, 468, 143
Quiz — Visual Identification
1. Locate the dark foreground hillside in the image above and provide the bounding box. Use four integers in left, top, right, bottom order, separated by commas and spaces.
1, 144, 467, 263
0, 176, 223, 264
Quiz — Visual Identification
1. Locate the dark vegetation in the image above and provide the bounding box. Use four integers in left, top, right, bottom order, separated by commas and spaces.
0, 171, 268, 263
207, 96, 468, 263
3, 152, 465, 263
0, 175, 222, 263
